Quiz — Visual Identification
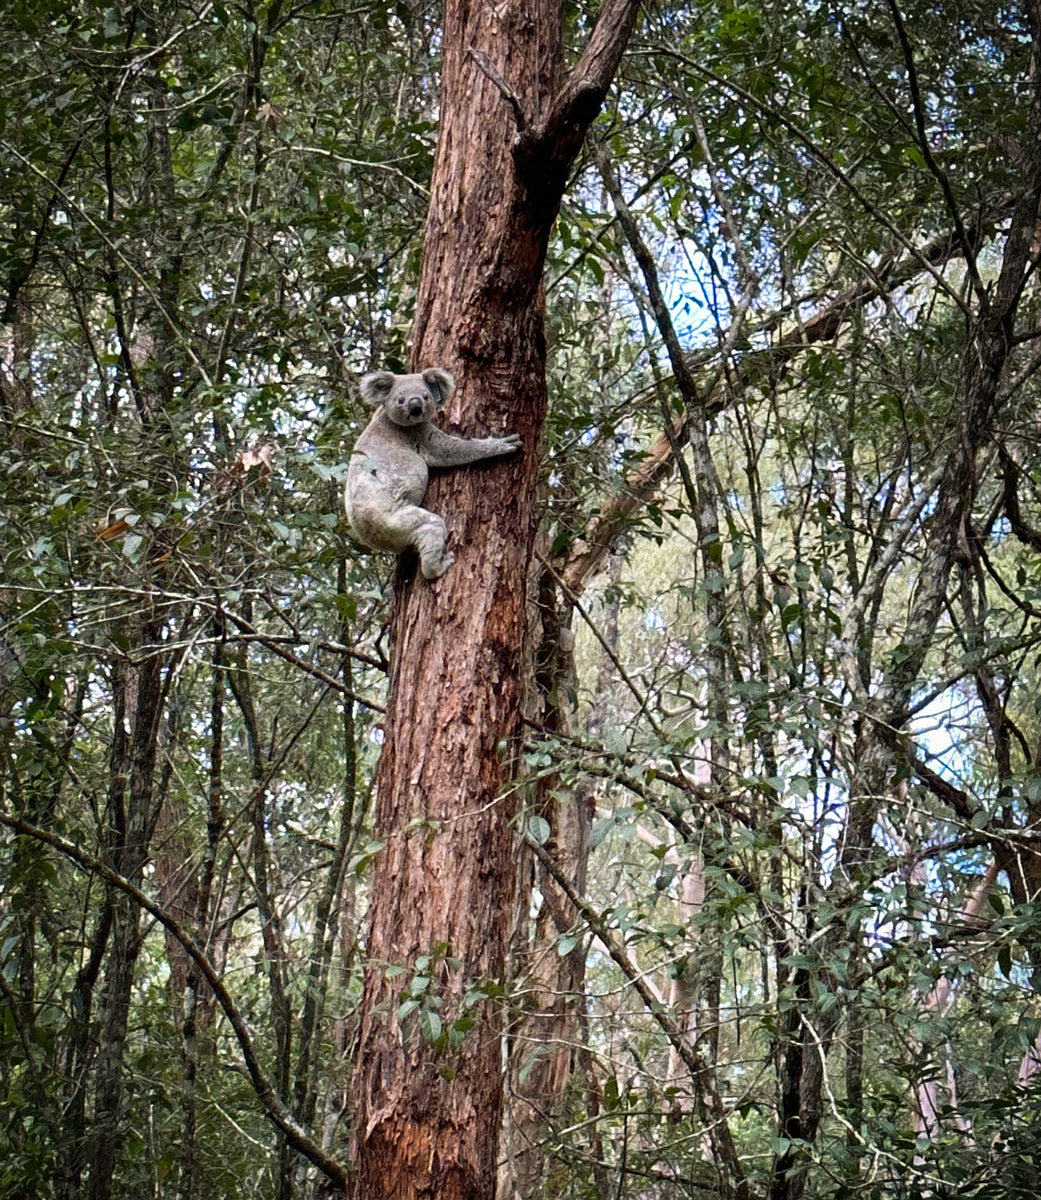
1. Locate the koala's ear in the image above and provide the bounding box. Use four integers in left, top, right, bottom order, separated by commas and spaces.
359, 371, 396, 405
422, 367, 455, 408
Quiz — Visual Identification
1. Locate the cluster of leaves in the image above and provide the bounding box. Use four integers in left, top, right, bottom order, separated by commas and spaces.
4, 0, 1041, 1198
0, 1, 439, 1196
515, 1, 1041, 1197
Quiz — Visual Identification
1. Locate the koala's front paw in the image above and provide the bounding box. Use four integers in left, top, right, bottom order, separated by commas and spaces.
422, 549, 455, 580
501, 434, 523, 454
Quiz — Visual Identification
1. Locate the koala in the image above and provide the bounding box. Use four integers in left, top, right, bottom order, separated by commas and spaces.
344, 367, 523, 580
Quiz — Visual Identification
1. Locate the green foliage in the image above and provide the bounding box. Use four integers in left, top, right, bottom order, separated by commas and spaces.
3, 0, 1041, 1197
0, 1, 431, 1194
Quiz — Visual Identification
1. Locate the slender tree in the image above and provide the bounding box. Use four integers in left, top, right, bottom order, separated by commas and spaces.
346, 3, 641, 1197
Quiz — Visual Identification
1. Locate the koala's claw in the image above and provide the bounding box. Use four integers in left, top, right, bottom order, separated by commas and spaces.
502, 434, 523, 453
422, 551, 454, 580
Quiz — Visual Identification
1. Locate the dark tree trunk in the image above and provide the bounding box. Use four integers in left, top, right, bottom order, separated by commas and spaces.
346, 4, 640, 1198
88, 626, 165, 1200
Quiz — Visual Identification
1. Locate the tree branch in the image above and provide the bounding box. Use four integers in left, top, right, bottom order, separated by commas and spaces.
466, 46, 527, 131
0, 812, 349, 1193
885, 0, 987, 303
514, 0, 641, 181
1000, 446, 1041, 552
558, 211, 1009, 595
525, 832, 750, 1199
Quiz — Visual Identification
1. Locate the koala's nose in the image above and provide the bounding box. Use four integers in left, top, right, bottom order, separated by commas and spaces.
407, 397, 424, 417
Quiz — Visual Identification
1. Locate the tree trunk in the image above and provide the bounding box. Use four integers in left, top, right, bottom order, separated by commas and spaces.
87, 624, 165, 1200
498, 559, 590, 1200
346, 4, 640, 1198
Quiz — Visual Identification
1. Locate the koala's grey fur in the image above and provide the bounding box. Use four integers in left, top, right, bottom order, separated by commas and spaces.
344, 367, 522, 580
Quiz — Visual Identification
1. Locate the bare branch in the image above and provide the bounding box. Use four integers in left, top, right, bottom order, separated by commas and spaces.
0, 813, 349, 1193
559, 215, 999, 595
1000, 446, 1041, 552
466, 46, 527, 131
884, 0, 987, 302
514, 0, 641, 182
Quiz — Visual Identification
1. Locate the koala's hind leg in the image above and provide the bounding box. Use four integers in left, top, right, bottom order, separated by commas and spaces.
387, 505, 453, 580
414, 511, 454, 579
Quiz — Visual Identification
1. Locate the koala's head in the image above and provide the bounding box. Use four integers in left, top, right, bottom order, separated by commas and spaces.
359, 367, 455, 428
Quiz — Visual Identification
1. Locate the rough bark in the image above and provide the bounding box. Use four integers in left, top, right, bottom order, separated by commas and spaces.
87, 625, 165, 1200
497, 557, 590, 1200
346, 4, 640, 1199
